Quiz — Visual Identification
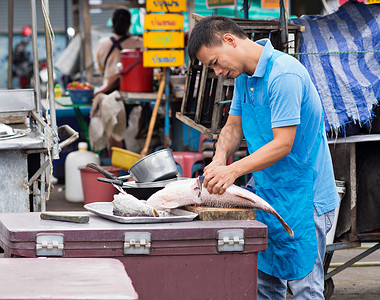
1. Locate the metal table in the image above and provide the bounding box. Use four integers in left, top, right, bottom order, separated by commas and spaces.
0, 123, 44, 213
0, 90, 78, 213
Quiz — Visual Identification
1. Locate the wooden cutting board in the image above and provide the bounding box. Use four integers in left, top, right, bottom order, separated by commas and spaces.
184, 206, 256, 221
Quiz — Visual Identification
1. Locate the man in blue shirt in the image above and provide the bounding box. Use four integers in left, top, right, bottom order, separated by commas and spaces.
188, 16, 340, 299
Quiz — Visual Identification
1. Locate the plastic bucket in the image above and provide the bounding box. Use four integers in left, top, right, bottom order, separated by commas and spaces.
326, 180, 346, 245
79, 166, 121, 204
119, 49, 153, 92
111, 147, 140, 171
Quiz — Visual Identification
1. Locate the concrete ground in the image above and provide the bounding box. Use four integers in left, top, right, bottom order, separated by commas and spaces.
2, 183, 380, 299
327, 245, 380, 300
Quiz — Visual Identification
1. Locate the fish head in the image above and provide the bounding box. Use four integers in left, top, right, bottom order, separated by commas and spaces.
147, 178, 202, 210
113, 194, 157, 217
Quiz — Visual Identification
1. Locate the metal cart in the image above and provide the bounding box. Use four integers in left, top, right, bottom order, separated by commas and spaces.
2, 0, 78, 212
324, 134, 380, 299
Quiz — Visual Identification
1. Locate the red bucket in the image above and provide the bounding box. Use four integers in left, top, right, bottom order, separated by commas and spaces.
79, 166, 121, 204
119, 49, 153, 92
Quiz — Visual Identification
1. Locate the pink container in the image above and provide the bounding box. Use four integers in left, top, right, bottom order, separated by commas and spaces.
0, 258, 138, 300
79, 166, 121, 204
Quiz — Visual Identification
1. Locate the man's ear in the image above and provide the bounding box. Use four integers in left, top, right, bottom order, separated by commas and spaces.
222, 34, 237, 47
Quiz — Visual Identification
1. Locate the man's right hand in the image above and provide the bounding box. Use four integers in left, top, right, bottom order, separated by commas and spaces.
202, 114, 243, 194
203, 163, 239, 195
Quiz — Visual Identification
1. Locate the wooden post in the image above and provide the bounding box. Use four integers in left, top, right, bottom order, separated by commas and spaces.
82, 0, 93, 81
72, 0, 80, 34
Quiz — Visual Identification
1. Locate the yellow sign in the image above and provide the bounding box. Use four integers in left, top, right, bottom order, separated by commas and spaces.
366, 0, 380, 3
143, 32, 184, 48
261, 0, 289, 9
146, 0, 187, 13
143, 50, 184, 67
144, 14, 184, 30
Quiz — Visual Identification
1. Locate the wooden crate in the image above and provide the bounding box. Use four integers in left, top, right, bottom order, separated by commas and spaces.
176, 15, 304, 139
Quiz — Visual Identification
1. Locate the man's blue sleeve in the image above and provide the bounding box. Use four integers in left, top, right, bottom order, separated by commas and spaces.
269, 73, 303, 128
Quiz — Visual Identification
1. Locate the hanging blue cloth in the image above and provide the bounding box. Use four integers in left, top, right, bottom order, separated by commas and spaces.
290, 1, 380, 133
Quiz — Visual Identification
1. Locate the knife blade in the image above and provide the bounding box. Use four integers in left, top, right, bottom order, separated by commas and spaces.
197, 176, 205, 198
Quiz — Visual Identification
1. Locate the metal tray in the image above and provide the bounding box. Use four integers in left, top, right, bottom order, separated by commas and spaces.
0, 131, 26, 140
84, 202, 198, 224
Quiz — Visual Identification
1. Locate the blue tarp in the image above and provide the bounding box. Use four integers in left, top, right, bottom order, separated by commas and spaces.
291, 1, 380, 133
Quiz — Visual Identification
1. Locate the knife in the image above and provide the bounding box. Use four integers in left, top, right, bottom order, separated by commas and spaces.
198, 175, 205, 189
40, 212, 90, 223
197, 175, 205, 198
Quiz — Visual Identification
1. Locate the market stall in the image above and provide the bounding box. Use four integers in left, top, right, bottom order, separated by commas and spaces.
3, 1, 379, 299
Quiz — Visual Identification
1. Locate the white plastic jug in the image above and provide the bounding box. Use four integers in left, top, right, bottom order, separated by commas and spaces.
65, 142, 100, 202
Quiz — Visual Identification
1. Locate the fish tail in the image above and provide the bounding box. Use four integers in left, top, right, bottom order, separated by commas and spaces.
273, 211, 294, 238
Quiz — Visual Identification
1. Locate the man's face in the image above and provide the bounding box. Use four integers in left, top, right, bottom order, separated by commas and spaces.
196, 35, 243, 79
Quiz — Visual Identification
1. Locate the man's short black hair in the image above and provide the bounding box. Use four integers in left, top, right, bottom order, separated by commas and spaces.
112, 8, 131, 36
188, 16, 247, 62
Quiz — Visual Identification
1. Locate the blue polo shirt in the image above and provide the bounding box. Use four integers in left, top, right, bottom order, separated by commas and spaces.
230, 39, 340, 215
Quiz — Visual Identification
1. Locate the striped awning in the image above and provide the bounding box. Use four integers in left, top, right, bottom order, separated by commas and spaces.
290, 1, 380, 133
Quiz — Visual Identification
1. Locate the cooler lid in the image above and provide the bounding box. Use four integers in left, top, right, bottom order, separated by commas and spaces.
0, 212, 267, 240
0, 258, 138, 300
0, 212, 267, 255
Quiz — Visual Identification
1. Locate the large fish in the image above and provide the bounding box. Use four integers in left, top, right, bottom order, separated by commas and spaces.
147, 177, 294, 238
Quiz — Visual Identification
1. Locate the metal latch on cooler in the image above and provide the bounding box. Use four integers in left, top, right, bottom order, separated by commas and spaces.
123, 232, 151, 255
217, 229, 245, 252
35, 233, 64, 256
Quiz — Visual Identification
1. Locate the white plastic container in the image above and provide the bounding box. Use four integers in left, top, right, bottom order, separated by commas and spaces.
65, 142, 100, 203
326, 180, 346, 245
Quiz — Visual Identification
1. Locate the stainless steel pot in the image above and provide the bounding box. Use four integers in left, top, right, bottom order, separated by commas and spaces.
129, 149, 178, 182
88, 149, 178, 184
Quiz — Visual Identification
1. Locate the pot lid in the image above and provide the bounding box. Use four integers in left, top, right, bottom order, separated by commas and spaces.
122, 176, 185, 188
